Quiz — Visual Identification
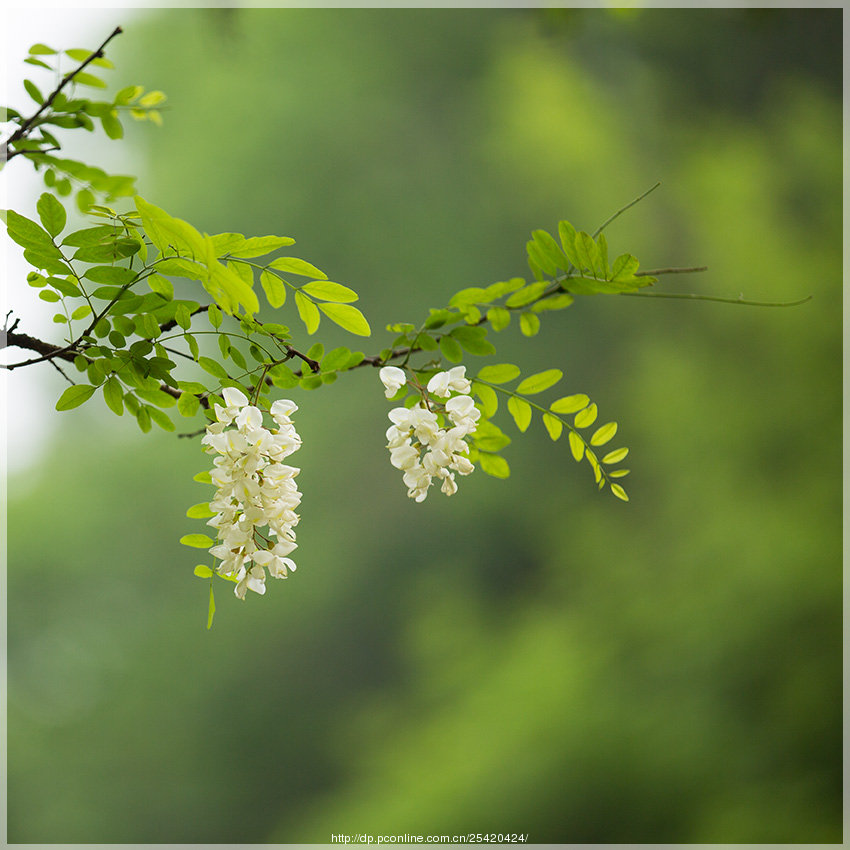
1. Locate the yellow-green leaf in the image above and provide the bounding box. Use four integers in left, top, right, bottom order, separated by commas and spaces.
590, 421, 617, 446
260, 269, 286, 308
269, 257, 327, 279
542, 412, 562, 441
473, 383, 498, 418
478, 452, 510, 479
507, 396, 532, 432
300, 280, 358, 303
194, 564, 213, 578
294, 290, 320, 334
180, 533, 213, 548
574, 403, 598, 428
186, 502, 215, 519
610, 468, 631, 478
317, 302, 371, 336
550, 394, 589, 414
519, 312, 540, 337
602, 446, 629, 464
516, 368, 562, 395
611, 483, 629, 502
477, 363, 520, 384
207, 584, 216, 630
568, 430, 584, 461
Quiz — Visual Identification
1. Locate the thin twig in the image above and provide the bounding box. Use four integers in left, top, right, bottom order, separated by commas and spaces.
591, 181, 661, 239
620, 291, 813, 307
48, 358, 76, 386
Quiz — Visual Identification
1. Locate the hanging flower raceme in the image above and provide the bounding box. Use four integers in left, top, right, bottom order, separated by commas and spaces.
380, 365, 480, 502
200, 387, 302, 599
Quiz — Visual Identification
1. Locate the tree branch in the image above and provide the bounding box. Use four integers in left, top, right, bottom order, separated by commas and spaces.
3, 26, 123, 163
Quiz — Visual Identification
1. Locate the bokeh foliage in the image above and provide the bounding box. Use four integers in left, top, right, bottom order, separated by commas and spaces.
7, 8, 841, 843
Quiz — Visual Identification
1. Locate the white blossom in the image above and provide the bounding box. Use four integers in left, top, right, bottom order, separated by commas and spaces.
379, 366, 408, 398
381, 366, 479, 503
203, 388, 302, 599
427, 365, 471, 398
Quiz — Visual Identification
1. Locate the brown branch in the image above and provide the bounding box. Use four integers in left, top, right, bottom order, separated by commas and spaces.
2, 330, 78, 367
3, 26, 123, 162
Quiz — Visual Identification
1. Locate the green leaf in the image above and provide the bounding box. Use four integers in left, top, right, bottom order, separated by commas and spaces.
23, 79, 43, 105
177, 391, 200, 417
477, 363, 519, 384
36, 193, 66, 237
321, 347, 352, 372
611, 483, 629, 502
207, 584, 216, 630
175, 304, 192, 330
532, 229, 569, 271
574, 231, 600, 275
135, 195, 206, 259
300, 280, 358, 302
260, 269, 286, 308
269, 256, 327, 279
207, 258, 260, 316
198, 356, 229, 381
147, 406, 175, 431
531, 292, 574, 313
439, 335, 463, 363
450, 325, 495, 356
472, 419, 511, 451
102, 376, 124, 415
4, 209, 62, 257
542, 412, 562, 441
507, 396, 532, 432
180, 533, 213, 548
557, 220, 580, 267
563, 276, 646, 295
55, 384, 96, 410
472, 383, 498, 418
294, 291, 321, 334
486, 306, 511, 331
39, 289, 60, 303
100, 111, 123, 139
550, 394, 589, 414
47, 276, 81, 297
610, 468, 631, 479
317, 302, 371, 336
73, 71, 107, 89
505, 281, 547, 308
590, 421, 618, 446
187, 502, 215, 519
217, 234, 295, 258
478, 452, 510, 479
83, 265, 136, 286
516, 369, 562, 395
193, 470, 213, 484
568, 430, 584, 462
71, 304, 92, 321
193, 564, 213, 578
519, 312, 540, 337
28, 43, 57, 55
612, 253, 640, 280
207, 304, 222, 329
77, 189, 95, 212
574, 403, 598, 428
147, 274, 173, 300
602, 447, 629, 464
448, 286, 488, 307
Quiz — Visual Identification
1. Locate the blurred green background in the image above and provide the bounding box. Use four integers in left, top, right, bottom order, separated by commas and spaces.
7, 8, 842, 843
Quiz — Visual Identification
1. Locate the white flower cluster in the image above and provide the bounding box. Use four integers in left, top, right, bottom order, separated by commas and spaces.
380, 365, 481, 502
201, 387, 302, 600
